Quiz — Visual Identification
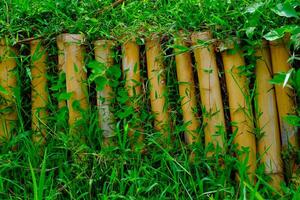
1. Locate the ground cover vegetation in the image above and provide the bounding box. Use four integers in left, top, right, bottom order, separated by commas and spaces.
0, 0, 300, 199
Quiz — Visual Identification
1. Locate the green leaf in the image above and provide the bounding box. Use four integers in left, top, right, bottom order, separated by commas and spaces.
264, 29, 285, 41
29, 159, 38, 200
95, 77, 107, 91
283, 68, 294, 88
173, 44, 190, 53
269, 73, 285, 85
117, 90, 129, 104
264, 25, 300, 41
107, 65, 122, 79
283, 115, 300, 127
245, 27, 256, 38
244, 2, 264, 14
272, 3, 299, 18
58, 92, 72, 101
87, 60, 106, 75
0, 85, 8, 95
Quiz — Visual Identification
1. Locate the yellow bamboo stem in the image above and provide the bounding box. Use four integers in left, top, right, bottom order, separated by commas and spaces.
30, 39, 49, 143
174, 33, 200, 145
63, 34, 89, 127
145, 36, 170, 141
122, 39, 144, 149
269, 38, 298, 150
221, 40, 256, 181
56, 34, 67, 108
269, 37, 298, 179
0, 39, 17, 142
255, 40, 283, 190
191, 31, 225, 152
94, 40, 116, 145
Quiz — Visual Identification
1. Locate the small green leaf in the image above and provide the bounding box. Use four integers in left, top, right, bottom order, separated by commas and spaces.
245, 27, 256, 38
87, 60, 106, 74
283, 115, 300, 127
269, 73, 285, 85
264, 29, 285, 41
283, 68, 294, 88
272, 3, 299, 18
173, 44, 190, 53
0, 85, 8, 95
244, 2, 264, 14
95, 77, 107, 91
58, 92, 72, 101
107, 65, 121, 79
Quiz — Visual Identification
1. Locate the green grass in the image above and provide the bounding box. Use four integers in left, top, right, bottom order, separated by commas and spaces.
0, 0, 300, 199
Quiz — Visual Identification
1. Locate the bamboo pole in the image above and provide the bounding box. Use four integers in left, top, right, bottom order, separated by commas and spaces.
174, 33, 200, 145
191, 31, 225, 152
30, 39, 49, 143
122, 39, 144, 149
63, 34, 89, 128
56, 34, 67, 108
269, 38, 297, 146
94, 40, 116, 146
255, 40, 283, 190
220, 40, 256, 181
145, 36, 170, 141
0, 39, 17, 142
269, 37, 298, 176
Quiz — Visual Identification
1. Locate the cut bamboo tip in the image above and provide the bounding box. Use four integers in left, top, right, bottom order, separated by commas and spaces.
145, 36, 170, 141
63, 34, 85, 44
191, 31, 212, 41
191, 31, 226, 151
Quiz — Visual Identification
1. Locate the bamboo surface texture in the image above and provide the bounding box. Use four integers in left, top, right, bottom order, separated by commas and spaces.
56, 34, 67, 108
94, 40, 116, 144
269, 38, 298, 150
122, 39, 144, 148
0, 39, 17, 141
191, 31, 225, 152
30, 39, 48, 143
145, 37, 170, 141
221, 41, 256, 180
174, 33, 200, 145
255, 41, 283, 189
269, 37, 298, 179
64, 34, 89, 127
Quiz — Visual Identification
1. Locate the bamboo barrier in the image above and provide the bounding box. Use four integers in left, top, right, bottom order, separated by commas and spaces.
0, 39, 17, 142
94, 40, 116, 146
269, 37, 298, 176
122, 39, 144, 149
174, 33, 200, 145
255, 40, 283, 189
56, 34, 67, 108
30, 39, 49, 143
220, 40, 256, 181
191, 31, 225, 152
63, 34, 89, 128
145, 36, 170, 141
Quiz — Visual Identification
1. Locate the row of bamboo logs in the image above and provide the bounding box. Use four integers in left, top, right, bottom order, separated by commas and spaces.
0, 32, 298, 190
